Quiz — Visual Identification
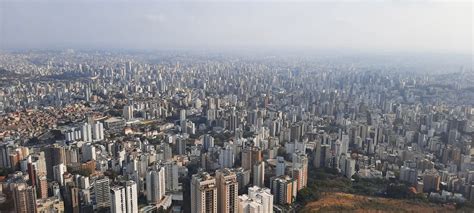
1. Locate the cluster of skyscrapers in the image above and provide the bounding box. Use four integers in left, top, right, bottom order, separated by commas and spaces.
0, 50, 472, 212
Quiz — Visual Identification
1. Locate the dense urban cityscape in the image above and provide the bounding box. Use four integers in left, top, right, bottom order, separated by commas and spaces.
0, 50, 472, 212
1, 0, 473, 212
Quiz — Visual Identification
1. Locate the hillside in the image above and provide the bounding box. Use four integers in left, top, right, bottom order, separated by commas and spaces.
301, 192, 456, 213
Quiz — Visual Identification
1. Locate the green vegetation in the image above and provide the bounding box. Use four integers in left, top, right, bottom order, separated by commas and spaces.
351, 175, 388, 196
297, 168, 429, 207
296, 186, 320, 204
297, 168, 348, 205
67, 166, 92, 177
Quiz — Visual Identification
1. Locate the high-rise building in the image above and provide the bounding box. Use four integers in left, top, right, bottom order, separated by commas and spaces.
292, 166, 306, 191
180, 109, 186, 122
164, 161, 180, 192
241, 147, 262, 171
313, 142, 331, 168
339, 154, 356, 178
271, 176, 297, 205
0, 143, 12, 168
235, 168, 251, 191
400, 166, 418, 184
216, 169, 239, 213
35, 152, 47, 176
290, 123, 303, 142
66, 186, 81, 212
53, 163, 67, 186
81, 123, 93, 142
229, 112, 238, 132
9, 152, 20, 170
95, 177, 111, 209
248, 186, 273, 212
146, 165, 166, 204
252, 161, 265, 187
203, 134, 215, 151
26, 161, 38, 188
92, 122, 104, 141
85, 86, 91, 102
275, 156, 286, 176
423, 170, 441, 192
180, 109, 187, 133
238, 185, 273, 213
176, 137, 187, 155
292, 152, 308, 190
341, 134, 350, 155
38, 175, 49, 199
125, 181, 138, 213
45, 144, 65, 180
110, 186, 126, 213
123, 105, 133, 121
191, 172, 217, 213
13, 183, 37, 213
219, 145, 235, 169
110, 181, 137, 213
82, 143, 96, 162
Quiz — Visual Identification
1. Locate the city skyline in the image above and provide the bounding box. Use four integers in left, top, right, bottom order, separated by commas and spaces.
0, 1, 473, 213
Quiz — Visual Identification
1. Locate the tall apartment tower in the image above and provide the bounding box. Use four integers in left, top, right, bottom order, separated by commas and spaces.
110, 181, 137, 213
13, 183, 37, 213
123, 105, 133, 120
292, 152, 308, 190
95, 177, 111, 209
191, 172, 217, 213
275, 156, 286, 176
216, 169, 239, 213
146, 165, 166, 204
81, 122, 93, 142
176, 137, 187, 155
110, 186, 126, 213
92, 121, 105, 141
163, 161, 180, 192
180, 109, 187, 133
271, 175, 297, 205
238, 185, 273, 213
124, 181, 138, 213
241, 147, 262, 171
252, 161, 265, 187
45, 144, 65, 179
219, 145, 235, 169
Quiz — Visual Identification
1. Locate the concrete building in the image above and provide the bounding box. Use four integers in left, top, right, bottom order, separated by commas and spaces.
95, 177, 110, 209
219, 145, 235, 169
275, 156, 286, 176
238, 185, 273, 213
216, 169, 239, 213
271, 175, 297, 205
13, 183, 37, 213
164, 161, 180, 192
123, 105, 134, 120
252, 161, 265, 187
191, 172, 217, 213
146, 165, 166, 205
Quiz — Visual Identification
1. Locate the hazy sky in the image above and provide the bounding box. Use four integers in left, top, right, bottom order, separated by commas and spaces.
0, 0, 472, 54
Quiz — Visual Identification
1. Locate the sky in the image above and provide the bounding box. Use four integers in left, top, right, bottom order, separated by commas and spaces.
0, 0, 472, 55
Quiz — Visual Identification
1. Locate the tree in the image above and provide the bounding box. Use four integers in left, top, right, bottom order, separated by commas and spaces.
297, 187, 320, 204
386, 183, 409, 199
